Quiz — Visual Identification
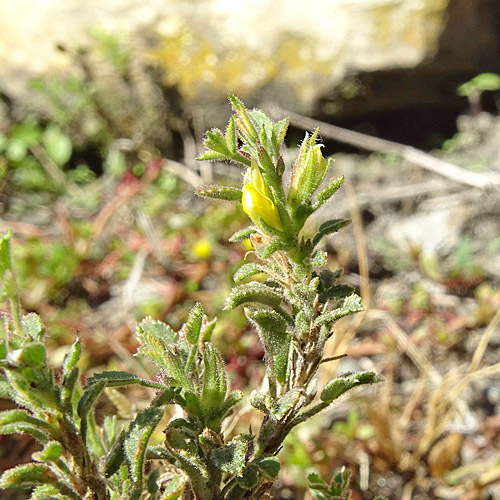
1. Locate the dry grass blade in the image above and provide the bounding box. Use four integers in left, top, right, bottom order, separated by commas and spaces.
345, 177, 371, 307
468, 306, 500, 373
272, 107, 500, 189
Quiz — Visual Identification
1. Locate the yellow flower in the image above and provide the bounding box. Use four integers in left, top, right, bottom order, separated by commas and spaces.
192, 238, 212, 260
242, 162, 283, 232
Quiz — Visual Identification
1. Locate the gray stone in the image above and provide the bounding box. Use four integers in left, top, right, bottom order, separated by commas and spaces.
1, 0, 498, 115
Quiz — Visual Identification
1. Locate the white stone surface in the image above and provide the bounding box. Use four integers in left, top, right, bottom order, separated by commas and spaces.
0, 0, 448, 107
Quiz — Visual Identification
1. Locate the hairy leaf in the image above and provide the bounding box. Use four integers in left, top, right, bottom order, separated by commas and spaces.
195, 185, 242, 202
313, 175, 344, 210
210, 436, 249, 476
184, 302, 204, 346
226, 282, 283, 310
229, 227, 257, 242
321, 371, 381, 403
312, 219, 351, 247
124, 407, 164, 486
247, 310, 291, 384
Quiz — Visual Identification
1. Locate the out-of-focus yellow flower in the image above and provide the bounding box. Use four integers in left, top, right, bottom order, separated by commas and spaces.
192, 238, 213, 260
242, 161, 283, 232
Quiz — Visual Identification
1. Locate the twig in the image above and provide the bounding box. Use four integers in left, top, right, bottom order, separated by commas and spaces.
0, 222, 46, 238
162, 159, 204, 188
28, 144, 68, 190
272, 107, 500, 189
468, 306, 500, 373
345, 178, 371, 307
320, 353, 348, 364
357, 179, 456, 206
135, 204, 169, 268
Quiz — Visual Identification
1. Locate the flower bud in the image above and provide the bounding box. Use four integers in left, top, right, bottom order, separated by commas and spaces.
288, 129, 331, 207
242, 161, 283, 232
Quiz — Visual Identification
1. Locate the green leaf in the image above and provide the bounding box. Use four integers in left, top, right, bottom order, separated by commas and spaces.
314, 269, 353, 303
60, 366, 79, 415
86, 371, 164, 393
168, 449, 208, 499
29, 484, 66, 500
226, 282, 283, 310
247, 310, 291, 384
0, 409, 55, 443
272, 118, 289, 157
0, 463, 80, 500
254, 456, 280, 479
19, 343, 46, 367
42, 127, 72, 166
203, 128, 231, 156
313, 175, 344, 210
315, 294, 363, 327
458, 73, 500, 96
228, 227, 257, 242
273, 389, 302, 420
124, 407, 164, 486
312, 219, 351, 247
233, 263, 264, 283
0, 231, 13, 296
11, 121, 42, 145
33, 441, 63, 461
158, 474, 186, 500
200, 344, 227, 427
256, 144, 276, 180
220, 390, 243, 419
225, 115, 238, 154
137, 317, 177, 345
308, 467, 352, 500
21, 313, 43, 342
237, 465, 259, 490
210, 436, 249, 476
255, 235, 286, 259
3, 366, 60, 413
320, 371, 381, 403
228, 94, 258, 143
147, 468, 160, 494
196, 150, 229, 162
195, 185, 242, 202
184, 302, 204, 346
104, 429, 126, 478
5, 139, 27, 162
62, 338, 81, 376
86, 371, 139, 387
201, 318, 217, 343
77, 379, 106, 441
309, 250, 327, 267
307, 472, 331, 500
165, 423, 197, 453
151, 387, 181, 407
163, 349, 193, 390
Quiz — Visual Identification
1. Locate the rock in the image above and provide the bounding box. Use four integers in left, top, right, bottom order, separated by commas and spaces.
1, 0, 499, 118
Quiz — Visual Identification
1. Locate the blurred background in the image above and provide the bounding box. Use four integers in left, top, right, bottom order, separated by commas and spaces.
1, 1, 500, 499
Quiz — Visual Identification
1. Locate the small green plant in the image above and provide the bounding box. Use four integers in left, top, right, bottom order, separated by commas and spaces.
0, 97, 381, 499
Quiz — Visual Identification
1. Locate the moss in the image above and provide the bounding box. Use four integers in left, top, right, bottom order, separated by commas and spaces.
148, 27, 336, 103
